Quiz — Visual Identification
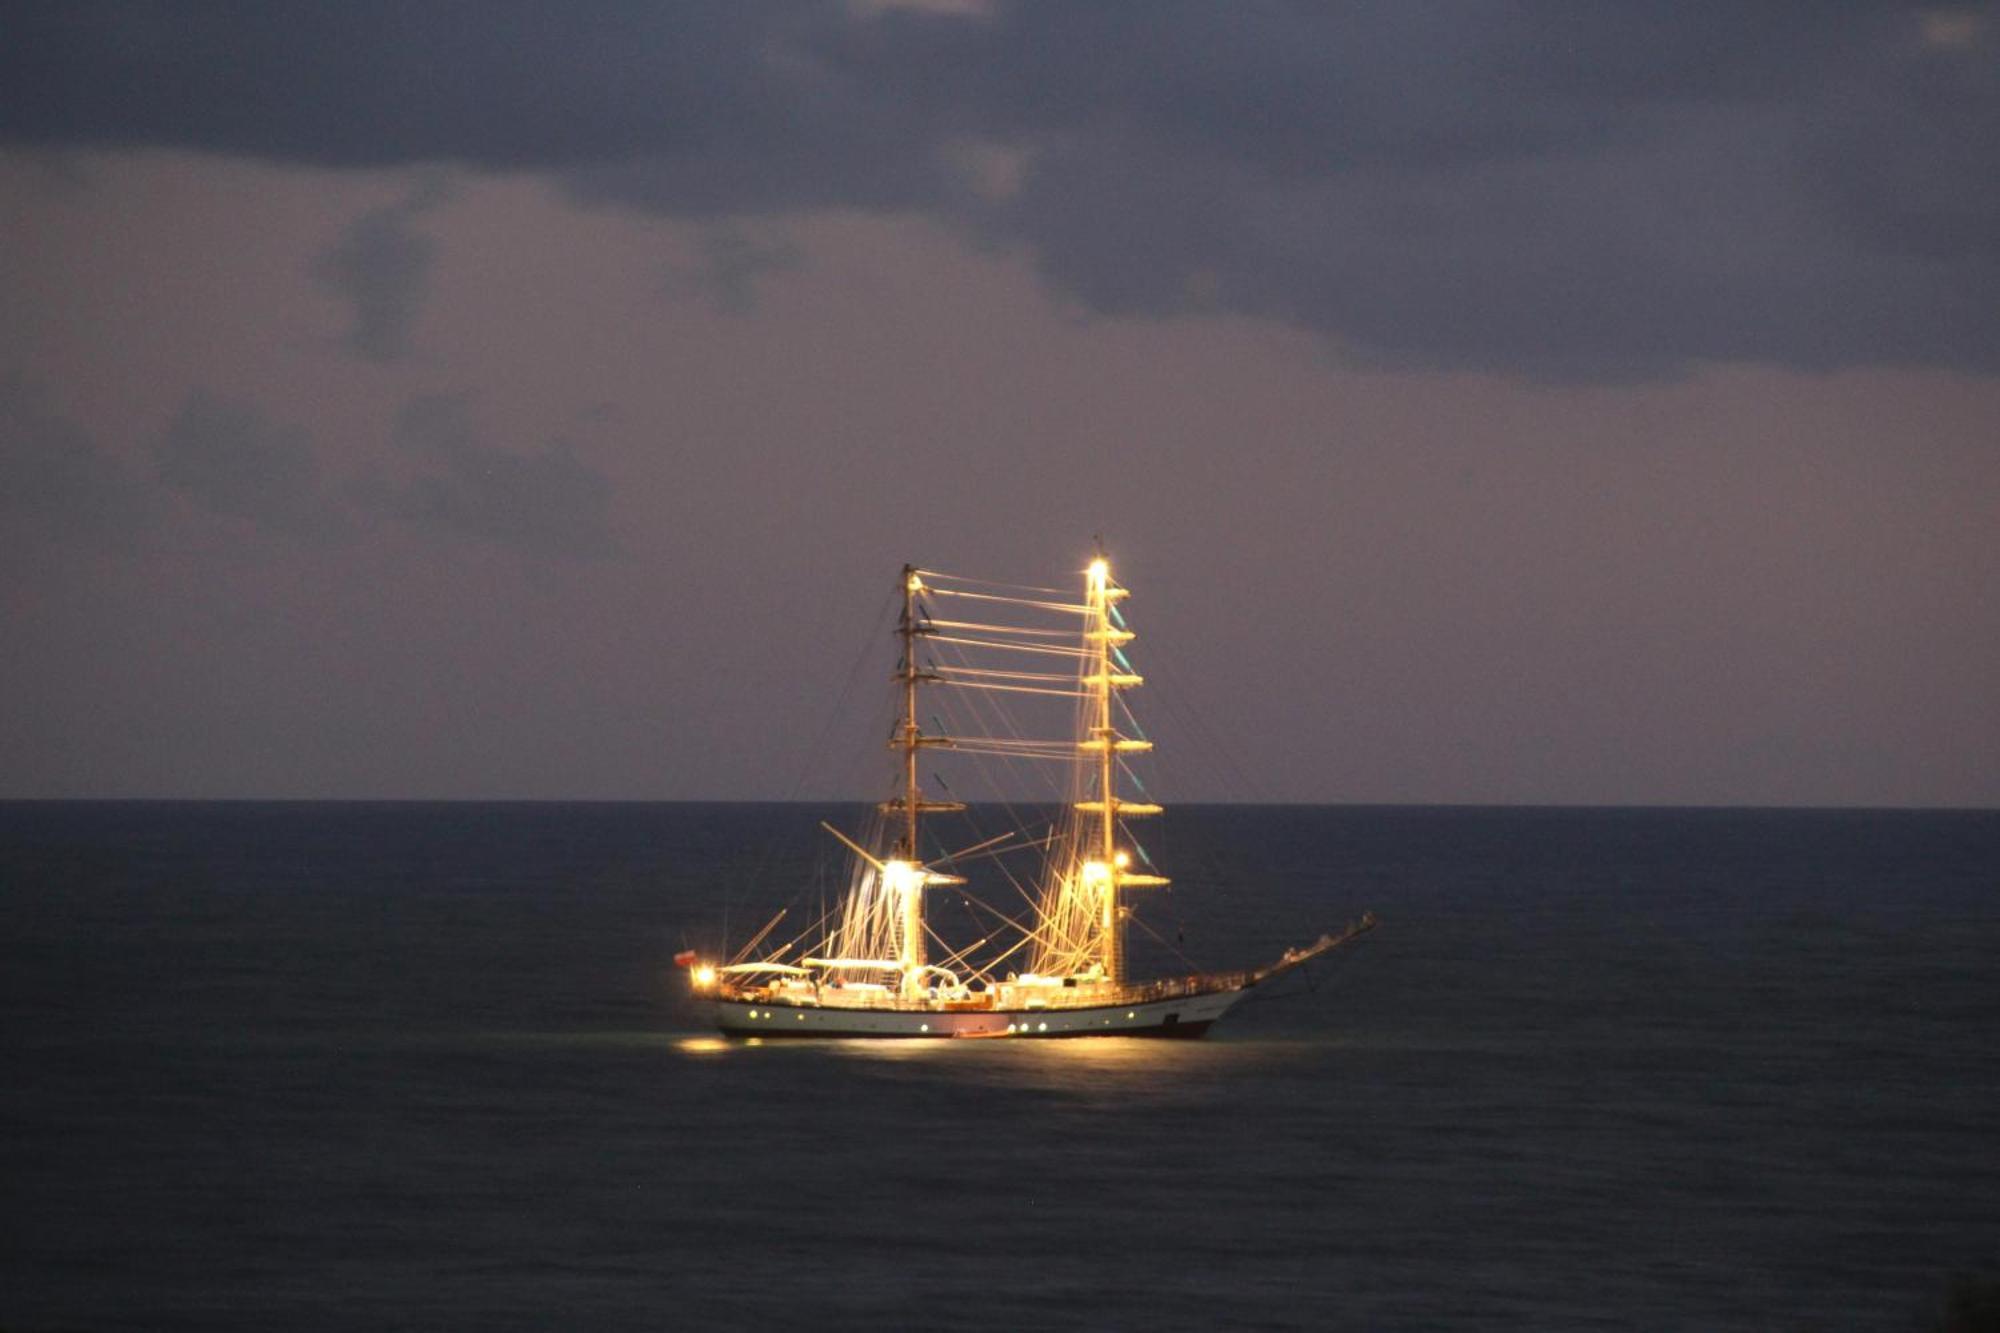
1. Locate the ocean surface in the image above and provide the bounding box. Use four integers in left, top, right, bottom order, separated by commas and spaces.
2, 801, 1995, 1331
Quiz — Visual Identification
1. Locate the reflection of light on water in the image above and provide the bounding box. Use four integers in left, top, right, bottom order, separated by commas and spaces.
663, 1029, 1330, 1107
991, 1036, 1216, 1100
822, 1037, 948, 1063
670, 1033, 950, 1061
674, 1036, 732, 1056
1032, 1037, 1183, 1069
795, 1032, 1268, 1105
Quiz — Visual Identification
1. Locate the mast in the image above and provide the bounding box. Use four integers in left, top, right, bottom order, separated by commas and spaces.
1077, 550, 1163, 987
1089, 555, 1120, 983
899, 565, 923, 860
884, 565, 962, 997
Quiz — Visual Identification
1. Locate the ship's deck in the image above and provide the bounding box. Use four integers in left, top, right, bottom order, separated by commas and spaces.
715, 970, 1251, 1014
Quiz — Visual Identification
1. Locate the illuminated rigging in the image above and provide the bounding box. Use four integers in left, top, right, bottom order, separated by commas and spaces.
678, 551, 1376, 1038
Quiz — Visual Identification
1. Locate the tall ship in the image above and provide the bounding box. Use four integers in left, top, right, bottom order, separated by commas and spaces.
679, 552, 1374, 1038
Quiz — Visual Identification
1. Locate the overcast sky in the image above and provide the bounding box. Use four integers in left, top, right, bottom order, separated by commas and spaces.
3, 1, 1996, 805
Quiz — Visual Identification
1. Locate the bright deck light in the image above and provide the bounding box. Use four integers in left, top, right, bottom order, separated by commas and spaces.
692, 965, 717, 989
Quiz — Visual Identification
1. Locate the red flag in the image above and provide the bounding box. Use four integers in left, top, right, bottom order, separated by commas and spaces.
672, 949, 698, 969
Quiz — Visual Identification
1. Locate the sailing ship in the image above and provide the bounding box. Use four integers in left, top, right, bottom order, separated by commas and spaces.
678, 552, 1374, 1038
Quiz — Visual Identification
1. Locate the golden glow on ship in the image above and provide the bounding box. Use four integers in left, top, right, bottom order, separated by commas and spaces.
687, 548, 1379, 1039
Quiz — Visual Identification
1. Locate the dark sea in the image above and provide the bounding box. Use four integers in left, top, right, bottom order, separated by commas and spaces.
3, 802, 1996, 1331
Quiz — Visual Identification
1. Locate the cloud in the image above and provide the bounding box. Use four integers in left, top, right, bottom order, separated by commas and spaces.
310, 177, 448, 361
0, 376, 151, 548
664, 225, 804, 313
364, 395, 618, 559
0, 3, 868, 177
155, 390, 346, 539
932, 3, 2000, 378
5, 2, 1996, 378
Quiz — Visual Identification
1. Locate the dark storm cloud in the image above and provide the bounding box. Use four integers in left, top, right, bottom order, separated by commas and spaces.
363, 395, 618, 559
311, 180, 448, 362
929, 2, 2000, 376
6, 1, 1996, 376
156, 391, 347, 539
1, 1, 937, 208
0, 377, 150, 547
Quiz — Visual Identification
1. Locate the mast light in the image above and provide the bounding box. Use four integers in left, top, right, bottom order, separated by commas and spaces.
883, 859, 926, 896
1088, 558, 1109, 583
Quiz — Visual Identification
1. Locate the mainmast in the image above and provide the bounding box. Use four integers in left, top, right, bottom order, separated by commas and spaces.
884, 566, 962, 997
898, 565, 924, 859
1077, 551, 1164, 986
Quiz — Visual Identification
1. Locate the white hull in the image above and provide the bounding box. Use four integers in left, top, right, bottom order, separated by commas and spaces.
713, 985, 1247, 1039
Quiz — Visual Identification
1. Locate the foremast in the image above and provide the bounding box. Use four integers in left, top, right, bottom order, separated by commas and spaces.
1077, 552, 1166, 986
883, 565, 963, 998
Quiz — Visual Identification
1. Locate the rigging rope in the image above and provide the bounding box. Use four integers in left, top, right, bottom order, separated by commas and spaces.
929, 633, 1096, 658
914, 570, 1073, 597
921, 618, 1083, 638
922, 586, 1093, 615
